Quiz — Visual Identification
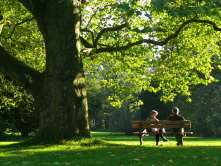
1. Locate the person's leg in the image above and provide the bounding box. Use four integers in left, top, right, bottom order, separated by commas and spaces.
155, 134, 160, 145
159, 134, 168, 141
179, 135, 183, 146
175, 134, 179, 146
179, 128, 184, 146
159, 129, 168, 141
139, 133, 143, 145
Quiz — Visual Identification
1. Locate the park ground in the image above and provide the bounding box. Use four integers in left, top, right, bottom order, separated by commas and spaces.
0, 132, 220, 166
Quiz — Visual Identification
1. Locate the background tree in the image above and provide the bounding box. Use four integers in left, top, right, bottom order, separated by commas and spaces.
174, 68, 221, 137
0, 74, 36, 136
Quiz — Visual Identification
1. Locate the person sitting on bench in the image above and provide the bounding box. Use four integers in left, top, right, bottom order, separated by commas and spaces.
168, 107, 185, 146
149, 110, 168, 145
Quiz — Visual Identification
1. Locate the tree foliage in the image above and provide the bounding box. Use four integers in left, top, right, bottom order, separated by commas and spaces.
0, 74, 36, 136
0, 0, 45, 71
82, 0, 221, 107
175, 73, 221, 137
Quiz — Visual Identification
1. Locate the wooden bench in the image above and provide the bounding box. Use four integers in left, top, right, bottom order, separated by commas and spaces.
131, 120, 193, 145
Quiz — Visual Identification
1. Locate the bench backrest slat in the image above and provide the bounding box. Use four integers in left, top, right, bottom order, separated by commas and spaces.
131, 120, 191, 129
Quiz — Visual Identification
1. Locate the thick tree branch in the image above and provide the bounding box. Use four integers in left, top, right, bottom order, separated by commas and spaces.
81, 23, 128, 49
80, 36, 93, 48
94, 23, 128, 47
81, 28, 95, 47
190, 19, 221, 31
92, 19, 221, 54
0, 46, 42, 95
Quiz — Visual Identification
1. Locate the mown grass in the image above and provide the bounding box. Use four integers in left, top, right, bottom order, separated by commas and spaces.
0, 132, 221, 166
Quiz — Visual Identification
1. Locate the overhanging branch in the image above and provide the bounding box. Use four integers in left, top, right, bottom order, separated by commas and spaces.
92, 19, 221, 54
94, 23, 128, 46
80, 37, 93, 48
0, 46, 42, 94
190, 19, 221, 31
81, 28, 95, 47
81, 23, 128, 48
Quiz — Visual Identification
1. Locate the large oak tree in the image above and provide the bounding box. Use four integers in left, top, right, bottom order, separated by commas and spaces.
1, 0, 221, 141
0, 0, 90, 140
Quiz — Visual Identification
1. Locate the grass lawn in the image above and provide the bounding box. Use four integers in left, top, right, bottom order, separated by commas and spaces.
0, 132, 221, 166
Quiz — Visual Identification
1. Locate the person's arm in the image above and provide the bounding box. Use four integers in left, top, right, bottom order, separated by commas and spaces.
153, 117, 159, 122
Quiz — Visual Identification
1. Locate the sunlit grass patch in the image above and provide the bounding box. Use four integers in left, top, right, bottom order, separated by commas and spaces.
0, 132, 221, 166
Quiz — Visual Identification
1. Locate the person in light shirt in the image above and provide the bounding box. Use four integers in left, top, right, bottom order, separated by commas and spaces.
149, 110, 168, 146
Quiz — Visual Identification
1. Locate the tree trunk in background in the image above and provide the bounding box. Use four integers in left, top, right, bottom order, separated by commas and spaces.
32, 0, 90, 140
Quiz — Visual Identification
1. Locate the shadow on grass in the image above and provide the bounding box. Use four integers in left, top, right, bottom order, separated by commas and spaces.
0, 142, 221, 166
92, 132, 221, 142
0, 135, 107, 154
1, 132, 221, 166
0, 133, 25, 142
1, 132, 220, 149
0, 133, 100, 149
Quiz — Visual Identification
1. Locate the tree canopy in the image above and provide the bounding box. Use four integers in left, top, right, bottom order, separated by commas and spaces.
81, 0, 221, 106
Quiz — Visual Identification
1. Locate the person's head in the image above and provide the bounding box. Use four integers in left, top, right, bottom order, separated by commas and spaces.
172, 107, 180, 115
151, 110, 158, 117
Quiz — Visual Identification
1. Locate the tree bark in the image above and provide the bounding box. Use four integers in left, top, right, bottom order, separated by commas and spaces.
34, 0, 90, 140
11, 0, 90, 140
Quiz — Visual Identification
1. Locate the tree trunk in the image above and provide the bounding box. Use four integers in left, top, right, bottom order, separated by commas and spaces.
33, 0, 90, 140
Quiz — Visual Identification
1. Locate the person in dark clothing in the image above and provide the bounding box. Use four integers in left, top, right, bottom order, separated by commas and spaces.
168, 107, 185, 146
